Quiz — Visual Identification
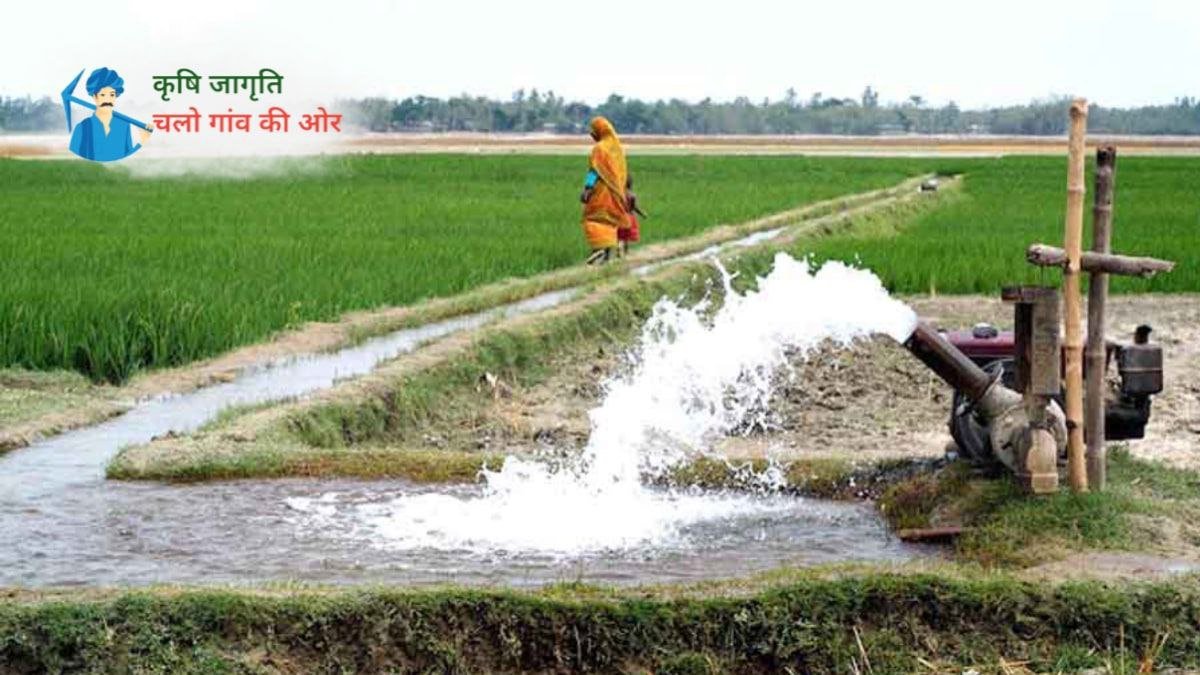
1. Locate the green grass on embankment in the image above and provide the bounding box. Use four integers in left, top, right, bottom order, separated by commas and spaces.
0, 369, 123, 446
4, 573, 1200, 673
806, 155, 1200, 295
0, 155, 930, 383
880, 447, 1200, 568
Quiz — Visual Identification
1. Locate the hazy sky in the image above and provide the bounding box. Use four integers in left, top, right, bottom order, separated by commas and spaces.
3, 0, 1195, 109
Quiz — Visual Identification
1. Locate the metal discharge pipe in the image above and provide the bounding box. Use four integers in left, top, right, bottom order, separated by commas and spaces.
903, 322, 994, 403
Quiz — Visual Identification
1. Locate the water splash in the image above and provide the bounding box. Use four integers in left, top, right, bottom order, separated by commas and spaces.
289, 253, 917, 556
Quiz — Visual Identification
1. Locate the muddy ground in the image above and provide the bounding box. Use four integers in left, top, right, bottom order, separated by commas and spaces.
468, 294, 1200, 470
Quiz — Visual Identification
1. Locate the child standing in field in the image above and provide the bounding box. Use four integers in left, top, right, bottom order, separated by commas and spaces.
618, 175, 646, 257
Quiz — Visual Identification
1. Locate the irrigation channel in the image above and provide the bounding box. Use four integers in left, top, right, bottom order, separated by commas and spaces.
1, 191, 934, 588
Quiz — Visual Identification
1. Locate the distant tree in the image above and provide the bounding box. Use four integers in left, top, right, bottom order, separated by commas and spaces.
861, 86, 879, 109
0, 96, 61, 133
345, 97, 393, 132
8, 88, 1194, 136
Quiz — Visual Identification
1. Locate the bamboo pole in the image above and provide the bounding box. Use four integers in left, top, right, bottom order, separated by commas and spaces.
1086, 147, 1116, 490
1063, 99, 1089, 493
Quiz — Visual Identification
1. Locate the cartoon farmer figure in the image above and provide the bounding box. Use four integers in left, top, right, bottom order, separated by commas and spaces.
66, 67, 152, 162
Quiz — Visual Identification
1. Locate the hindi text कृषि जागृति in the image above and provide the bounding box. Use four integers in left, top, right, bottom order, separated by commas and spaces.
152, 68, 282, 102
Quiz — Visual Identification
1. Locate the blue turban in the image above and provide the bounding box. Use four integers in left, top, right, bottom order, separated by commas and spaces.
85, 67, 124, 96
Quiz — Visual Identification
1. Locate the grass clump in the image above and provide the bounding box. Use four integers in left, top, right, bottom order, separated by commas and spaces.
879, 448, 1200, 568
108, 445, 500, 484
668, 456, 939, 500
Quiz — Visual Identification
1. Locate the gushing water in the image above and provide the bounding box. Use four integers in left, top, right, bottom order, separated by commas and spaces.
290, 253, 917, 557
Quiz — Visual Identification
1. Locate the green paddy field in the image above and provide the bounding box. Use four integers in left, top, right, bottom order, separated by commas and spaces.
1, 154, 1195, 383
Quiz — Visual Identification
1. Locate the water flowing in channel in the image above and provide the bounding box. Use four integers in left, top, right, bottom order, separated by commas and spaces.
290, 253, 918, 557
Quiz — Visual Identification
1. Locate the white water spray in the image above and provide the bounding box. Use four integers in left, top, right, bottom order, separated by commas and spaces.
288, 253, 917, 556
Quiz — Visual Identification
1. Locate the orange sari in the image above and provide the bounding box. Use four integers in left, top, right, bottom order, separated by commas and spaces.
582, 116, 628, 249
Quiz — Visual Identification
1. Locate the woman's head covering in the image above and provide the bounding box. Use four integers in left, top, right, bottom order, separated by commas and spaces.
586, 116, 627, 205
589, 116, 615, 139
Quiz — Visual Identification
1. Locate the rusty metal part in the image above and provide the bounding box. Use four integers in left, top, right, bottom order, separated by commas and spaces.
1009, 286, 1061, 397
904, 322, 993, 403
904, 319, 1064, 494
976, 380, 1065, 494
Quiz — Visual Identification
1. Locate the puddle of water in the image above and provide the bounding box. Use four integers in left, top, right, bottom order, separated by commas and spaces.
3, 478, 920, 587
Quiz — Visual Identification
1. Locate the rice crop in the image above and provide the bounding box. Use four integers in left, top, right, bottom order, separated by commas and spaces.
0, 154, 927, 382
804, 155, 1199, 295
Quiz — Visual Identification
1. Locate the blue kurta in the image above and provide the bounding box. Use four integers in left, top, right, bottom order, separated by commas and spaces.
69, 114, 141, 162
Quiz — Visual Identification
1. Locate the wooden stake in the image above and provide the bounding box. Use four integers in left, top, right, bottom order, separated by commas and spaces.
897, 526, 964, 543
1063, 99, 1089, 493
1086, 147, 1116, 490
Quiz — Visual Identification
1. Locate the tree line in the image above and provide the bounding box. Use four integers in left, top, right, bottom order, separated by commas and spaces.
5, 88, 1200, 135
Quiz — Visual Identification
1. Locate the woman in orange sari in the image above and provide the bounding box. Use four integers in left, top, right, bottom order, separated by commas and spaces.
579, 116, 628, 264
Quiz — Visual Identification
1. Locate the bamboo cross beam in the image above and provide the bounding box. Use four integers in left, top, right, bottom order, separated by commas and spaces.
1062, 98, 1089, 493
1026, 245, 1175, 278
